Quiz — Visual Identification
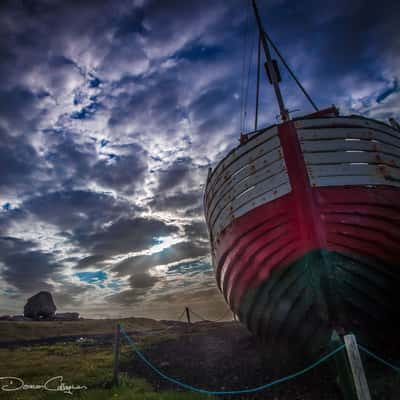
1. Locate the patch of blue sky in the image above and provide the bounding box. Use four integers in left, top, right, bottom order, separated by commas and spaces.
36, 90, 50, 99
70, 100, 102, 120
73, 91, 84, 105
89, 76, 101, 88
2, 202, 11, 211
376, 79, 399, 103
167, 258, 212, 276
75, 271, 107, 288
3, 287, 18, 295
107, 280, 122, 291
100, 139, 110, 147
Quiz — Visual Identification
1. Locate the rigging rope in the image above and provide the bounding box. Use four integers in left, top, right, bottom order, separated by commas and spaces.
263, 31, 319, 112
239, 2, 251, 134
254, 33, 261, 131
244, 24, 257, 133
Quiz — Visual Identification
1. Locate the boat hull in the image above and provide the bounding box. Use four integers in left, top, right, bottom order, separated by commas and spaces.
216, 186, 400, 354
205, 115, 400, 354
239, 247, 399, 354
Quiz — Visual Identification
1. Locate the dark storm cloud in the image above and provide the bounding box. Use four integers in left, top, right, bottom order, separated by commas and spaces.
43, 130, 148, 194
156, 157, 194, 192
52, 283, 90, 309
184, 205, 204, 218
0, 236, 59, 292
106, 288, 146, 306
152, 287, 221, 306
77, 217, 179, 256
189, 84, 238, 136
24, 190, 136, 232
0, 208, 26, 235
0, 86, 46, 134
92, 144, 148, 195
107, 74, 186, 138
149, 190, 202, 213
0, 236, 35, 256
130, 272, 159, 290
76, 254, 108, 270
0, 209, 25, 236
184, 220, 208, 242
106, 268, 161, 307
0, 129, 45, 195
129, 0, 230, 58
43, 130, 94, 188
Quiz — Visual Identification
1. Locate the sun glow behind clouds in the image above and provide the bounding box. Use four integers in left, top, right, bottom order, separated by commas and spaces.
148, 236, 184, 254
101, 234, 185, 268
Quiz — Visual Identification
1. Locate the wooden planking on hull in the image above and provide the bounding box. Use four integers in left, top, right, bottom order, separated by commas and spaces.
204, 116, 400, 355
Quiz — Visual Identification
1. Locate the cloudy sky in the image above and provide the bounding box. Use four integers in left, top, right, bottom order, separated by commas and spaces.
0, 0, 399, 320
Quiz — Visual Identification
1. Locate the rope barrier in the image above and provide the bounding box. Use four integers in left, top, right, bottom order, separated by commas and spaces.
183, 308, 232, 323
262, 31, 319, 112
119, 324, 345, 396
188, 309, 208, 322
212, 310, 232, 323
177, 310, 186, 322
358, 345, 400, 373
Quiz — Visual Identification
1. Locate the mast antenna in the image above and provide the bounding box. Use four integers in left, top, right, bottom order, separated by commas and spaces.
251, 0, 289, 122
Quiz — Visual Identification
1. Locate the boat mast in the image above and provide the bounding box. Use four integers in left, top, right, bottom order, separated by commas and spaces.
251, 0, 289, 122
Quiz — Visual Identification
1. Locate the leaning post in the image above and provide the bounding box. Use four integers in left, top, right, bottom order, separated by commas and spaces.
330, 330, 357, 400
343, 333, 372, 400
112, 323, 121, 386
185, 307, 191, 324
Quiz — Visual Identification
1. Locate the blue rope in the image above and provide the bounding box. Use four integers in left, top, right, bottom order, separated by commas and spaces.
120, 324, 345, 395
358, 345, 400, 373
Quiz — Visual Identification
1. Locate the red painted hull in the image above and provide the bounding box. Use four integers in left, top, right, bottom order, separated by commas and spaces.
215, 185, 400, 311
205, 116, 400, 353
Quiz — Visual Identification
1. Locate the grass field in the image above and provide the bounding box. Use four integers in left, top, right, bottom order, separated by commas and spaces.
0, 319, 213, 400
0, 317, 165, 342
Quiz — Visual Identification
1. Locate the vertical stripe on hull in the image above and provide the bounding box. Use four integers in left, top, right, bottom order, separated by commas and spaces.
206, 117, 400, 355
214, 185, 400, 354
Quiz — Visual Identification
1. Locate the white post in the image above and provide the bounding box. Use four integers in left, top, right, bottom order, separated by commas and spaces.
343, 334, 371, 400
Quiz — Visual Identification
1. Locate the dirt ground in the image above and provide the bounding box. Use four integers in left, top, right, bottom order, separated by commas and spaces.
124, 321, 399, 400
1, 319, 398, 399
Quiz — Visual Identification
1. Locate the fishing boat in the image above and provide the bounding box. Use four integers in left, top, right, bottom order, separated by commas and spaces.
204, 0, 400, 355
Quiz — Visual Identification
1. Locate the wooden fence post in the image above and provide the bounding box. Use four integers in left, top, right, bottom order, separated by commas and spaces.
185, 307, 191, 324
344, 334, 372, 400
112, 323, 121, 386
